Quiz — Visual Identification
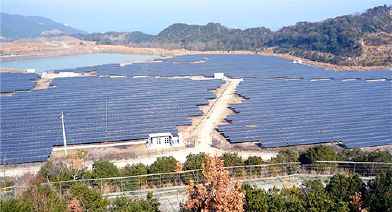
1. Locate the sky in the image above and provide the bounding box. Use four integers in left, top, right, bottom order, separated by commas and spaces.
1, 0, 391, 35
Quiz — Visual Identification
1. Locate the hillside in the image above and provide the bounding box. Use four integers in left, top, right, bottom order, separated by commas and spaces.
1, 13, 87, 40
71, 5, 391, 67
71, 31, 154, 45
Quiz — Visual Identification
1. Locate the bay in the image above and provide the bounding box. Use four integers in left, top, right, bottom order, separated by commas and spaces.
0, 54, 158, 71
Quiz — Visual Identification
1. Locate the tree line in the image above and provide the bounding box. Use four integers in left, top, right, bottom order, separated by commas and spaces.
1, 146, 391, 211
72, 5, 392, 66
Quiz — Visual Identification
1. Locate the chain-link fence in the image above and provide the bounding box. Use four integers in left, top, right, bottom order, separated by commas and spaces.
2, 161, 392, 200
44, 161, 392, 198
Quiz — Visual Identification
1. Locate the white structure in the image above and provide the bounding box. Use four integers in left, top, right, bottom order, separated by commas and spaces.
214, 73, 225, 80
292, 59, 302, 64
60, 112, 67, 157
25, 69, 36, 73
146, 133, 184, 149
41, 71, 81, 78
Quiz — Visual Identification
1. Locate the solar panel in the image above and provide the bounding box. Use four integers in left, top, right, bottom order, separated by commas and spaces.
1, 75, 222, 164
1, 72, 39, 93
1, 54, 391, 164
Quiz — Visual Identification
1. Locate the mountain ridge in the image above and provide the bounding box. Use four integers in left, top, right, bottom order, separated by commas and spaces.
2, 5, 391, 67
1, 13, 87, 40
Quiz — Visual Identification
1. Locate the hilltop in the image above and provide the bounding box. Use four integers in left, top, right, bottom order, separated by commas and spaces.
0, 13, 87, 40
71, 5, 392, 68
1, 5, 391, 69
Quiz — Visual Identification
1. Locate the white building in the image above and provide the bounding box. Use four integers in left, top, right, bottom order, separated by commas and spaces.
25, 69, 36, 73
292, 59, 302, 64
146, 133, 184, 149
41, 71, 81, 78
214, 73, 225, 80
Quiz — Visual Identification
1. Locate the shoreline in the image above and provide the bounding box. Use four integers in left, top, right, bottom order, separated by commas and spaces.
1, 47, 391, 72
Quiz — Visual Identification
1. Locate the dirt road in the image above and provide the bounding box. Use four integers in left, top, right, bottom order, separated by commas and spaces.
112, 78, 276, 168
192, 79, 240, 154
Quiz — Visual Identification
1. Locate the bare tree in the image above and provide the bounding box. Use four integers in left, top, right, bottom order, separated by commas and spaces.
182, 153, 245, 212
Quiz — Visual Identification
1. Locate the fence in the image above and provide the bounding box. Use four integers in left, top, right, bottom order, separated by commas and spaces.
2, 161, 392, 200
44, 161, 392, 198
84, 145, 194, 162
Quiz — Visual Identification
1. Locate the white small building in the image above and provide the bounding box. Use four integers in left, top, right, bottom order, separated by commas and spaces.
146, 133, 184, 149
25, 69, 36, 73
214, 73, 225, 80
41, 71, 81, 78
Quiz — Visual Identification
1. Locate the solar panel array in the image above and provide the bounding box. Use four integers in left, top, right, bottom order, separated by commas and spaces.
1, 76, 222, 164
1, 72, 38, 93
1, 54, 391, 164
49, 54, 391, 81
218, 79, 392, 148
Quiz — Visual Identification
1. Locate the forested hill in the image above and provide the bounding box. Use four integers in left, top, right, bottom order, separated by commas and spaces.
1, 13, 87, 40
71, 5, 391, 66
270, 5, 392, 66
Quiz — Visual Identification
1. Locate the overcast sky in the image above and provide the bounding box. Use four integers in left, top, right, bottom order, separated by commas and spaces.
2, 0, 391, 35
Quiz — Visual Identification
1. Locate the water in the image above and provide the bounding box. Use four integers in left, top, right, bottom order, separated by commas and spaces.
0, 54, 158, 71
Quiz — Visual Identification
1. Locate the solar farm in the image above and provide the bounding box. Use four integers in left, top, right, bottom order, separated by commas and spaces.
0, 72, 38, 93
1, 54, 391, 164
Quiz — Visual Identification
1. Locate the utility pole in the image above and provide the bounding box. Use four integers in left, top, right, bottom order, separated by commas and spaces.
60, 112, 67, 157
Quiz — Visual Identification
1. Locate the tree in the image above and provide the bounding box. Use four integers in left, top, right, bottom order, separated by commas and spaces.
325, 174, 364, 212
148, 156, 178, 174
40, 161, 71, 182
68, 153, 91, 180
244, 156, 265, 165
183, 153, 209, 170
298, 145, 337, 164
22, 184, 66, 212
92, 160, 120, 179
122, 163, 148, 176
272, 148, 299, 163
219, 152, 244, 167
122, 163, 148, 191
182, 153, 245, 212
363, 170, 392, 211
338, 148, 392, 162
0, 198, 30, 212
110, 192, 160, 212
240, 183, 269, 211
70, 184, 109, 212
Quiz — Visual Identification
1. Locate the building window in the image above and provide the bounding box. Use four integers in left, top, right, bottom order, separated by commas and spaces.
165, 137, 169, 144
157, 138, 161, 144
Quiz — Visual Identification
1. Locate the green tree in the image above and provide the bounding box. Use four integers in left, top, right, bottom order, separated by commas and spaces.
0, 198, 30, 212
219, 152, 244, 167
244, 156, 265, 165
339, 148, 392, 162
148, 156, 178, 174
183, 153, 209, 170
70, 184, 109, 212
272, 148, 299, 163
325, 174, 364, 212
364, 170, 392, 212
338, 149, 365, 161
240, 183, 269, 211
39, 161, 71, 182
122, 163, 148, 176
219, 152, 244, 177
121, 163, 148, 191
22, 184, 66, 212
110, 192, 160, 212
92, 160, 120, 179
298, 145, 337, 164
